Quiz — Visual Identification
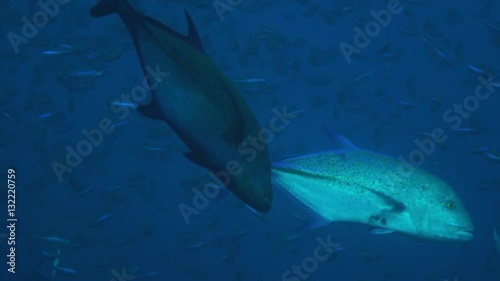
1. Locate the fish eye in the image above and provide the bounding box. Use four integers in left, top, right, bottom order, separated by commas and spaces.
444, 200, 455, 210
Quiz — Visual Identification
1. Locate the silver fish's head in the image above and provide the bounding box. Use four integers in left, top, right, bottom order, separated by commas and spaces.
414, 180, 474, 241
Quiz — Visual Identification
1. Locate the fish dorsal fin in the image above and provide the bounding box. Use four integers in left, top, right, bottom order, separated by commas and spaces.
137, 96, 165, 121
183, 10, 204, 53
140, 10, 204, 53
321, 126, 358, 150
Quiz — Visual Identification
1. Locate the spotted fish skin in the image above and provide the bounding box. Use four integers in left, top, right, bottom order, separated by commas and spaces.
272, 134, 474, 241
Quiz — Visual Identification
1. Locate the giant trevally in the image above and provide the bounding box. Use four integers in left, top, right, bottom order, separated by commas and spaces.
272, 131, 474, 241
90, 0, 272, 212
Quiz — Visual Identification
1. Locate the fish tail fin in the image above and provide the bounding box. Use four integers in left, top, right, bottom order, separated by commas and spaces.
90, 0, 126, 17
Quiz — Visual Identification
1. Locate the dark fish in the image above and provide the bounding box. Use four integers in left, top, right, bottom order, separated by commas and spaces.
90, 0, 273, 212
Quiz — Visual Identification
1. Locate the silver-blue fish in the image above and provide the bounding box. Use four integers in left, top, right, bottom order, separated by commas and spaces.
272, 131, 474, 241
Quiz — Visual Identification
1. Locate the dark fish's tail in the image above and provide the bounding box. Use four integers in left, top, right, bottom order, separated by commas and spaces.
90, 0, 126, 17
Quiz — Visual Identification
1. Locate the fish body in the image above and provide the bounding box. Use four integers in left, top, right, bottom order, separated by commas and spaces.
422, 38, 453, 66
90, 0, 272, 212
484, 152, 500, 163
399, 100, 416, 109
37, 112, 55, 119
110, 101, 138, 109
467, 64, 490, 76
41, 250, 60, 258
32, 236, 70, 245
67, 69, 108, 78
486, 22, 500, 33
494, 228, 500, 253
183, 241, 209, 249
233, 78, 267, 83
452, 127, 484, 135
53, 266, 78, 276
42, 49, 72, 56
88, 213, 112, 227
469, 146, 489, 154
272, 132, 474, 241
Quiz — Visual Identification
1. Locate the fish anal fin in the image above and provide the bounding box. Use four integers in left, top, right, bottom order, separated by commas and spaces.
369, 227, 395, 235
294, 216, 330, 232
367, 189, 406, 213
137, 98, 165, 121
184, 151, 211, 169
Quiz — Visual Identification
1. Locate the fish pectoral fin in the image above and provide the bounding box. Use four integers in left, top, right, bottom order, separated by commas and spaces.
137, 97, 165, 121
368, 208, 408, 228
367, 189, 406, 213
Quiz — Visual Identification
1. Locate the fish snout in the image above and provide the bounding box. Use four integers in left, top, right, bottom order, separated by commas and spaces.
448, 222, 474, 240
456, 228, 474, 240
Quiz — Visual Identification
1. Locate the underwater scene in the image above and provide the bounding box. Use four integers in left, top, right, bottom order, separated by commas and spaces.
0, 0, 499, 280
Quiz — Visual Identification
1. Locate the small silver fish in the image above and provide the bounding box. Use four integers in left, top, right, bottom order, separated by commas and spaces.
452, 127, 484, 135
486, 22, 500, 33
469, 146, 489, 154
233, 78, 267, 83
75, 183, 96, 197
42, 49, 73, 56
32, 236, 70, 245
494, 228, 500, 253
422, 38, 453, 66
110, 101, 138, 109
139, 270, 160, 277
467, 65, 490, 76
88, 213, 112, 227
369, 227, 395, 235
53, 266, 78, 276
183, 241, 209, 250
37, 112, 55, 119
484, 152, 500, 163
67, 69, 109, 78
399, 100, 416, 109
41, 250, 60, 258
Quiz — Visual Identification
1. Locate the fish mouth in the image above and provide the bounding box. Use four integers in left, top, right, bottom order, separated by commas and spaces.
456, 229, 474, 240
